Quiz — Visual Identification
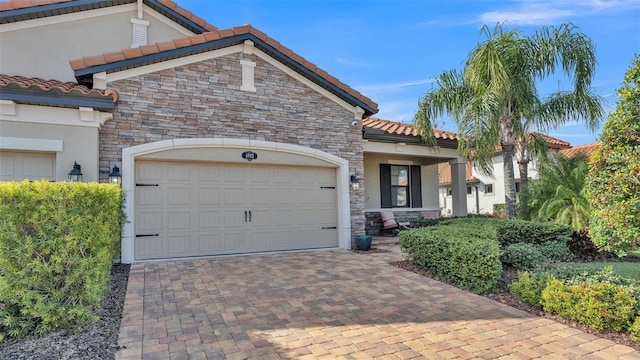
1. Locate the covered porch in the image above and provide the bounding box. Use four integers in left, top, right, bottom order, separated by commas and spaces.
361, 118, 469, 235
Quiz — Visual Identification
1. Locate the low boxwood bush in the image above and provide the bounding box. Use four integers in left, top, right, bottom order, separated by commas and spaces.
400, 225, 501, 294
537, 240, 574, 262
631, 317, 640, 342
541, 280, 637, 332
508, 271, 554, 307
501, 243, 545, 271
0, 181, 124, 338
496, 219, 573, 246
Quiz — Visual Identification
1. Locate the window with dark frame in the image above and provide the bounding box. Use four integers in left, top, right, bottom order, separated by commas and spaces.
379, 164, 422, 208
515, 182, 521, 193
485, 184, 494, 194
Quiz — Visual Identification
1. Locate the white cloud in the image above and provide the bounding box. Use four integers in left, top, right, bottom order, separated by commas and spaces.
355, 79, 436, 92
477, 0, 640, 26
335, 57, 370, 68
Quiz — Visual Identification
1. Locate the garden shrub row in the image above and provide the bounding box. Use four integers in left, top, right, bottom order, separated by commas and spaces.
0, 181, 124, 339
495, 219, 573, 246
399, 225, 501, 294
510, 267, 640, 338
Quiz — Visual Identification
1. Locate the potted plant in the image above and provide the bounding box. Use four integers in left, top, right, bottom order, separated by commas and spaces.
355, 235, 373, 251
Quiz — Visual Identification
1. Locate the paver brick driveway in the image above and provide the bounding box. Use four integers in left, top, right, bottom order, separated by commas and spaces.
116, 248, 639, 359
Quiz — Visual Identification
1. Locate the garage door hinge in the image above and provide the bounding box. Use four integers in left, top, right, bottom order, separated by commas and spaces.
136, 183, 159, 187
320, 186, 335, 189
321, 226, 337, 229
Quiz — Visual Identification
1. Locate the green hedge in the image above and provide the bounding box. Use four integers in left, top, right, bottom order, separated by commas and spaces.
510, 268, 640, 337
399, 225, 501, 294
0, 181, 124, 338
542, 280, 637, 332
501, 243, 545, 271
495, 219, 573, 246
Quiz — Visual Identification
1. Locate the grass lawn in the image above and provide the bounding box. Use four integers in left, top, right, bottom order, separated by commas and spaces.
571, 262, 640, 281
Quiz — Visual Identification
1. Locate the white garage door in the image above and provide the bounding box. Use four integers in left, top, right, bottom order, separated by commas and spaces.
135, 161, 338, 260
0, 151, 55, 181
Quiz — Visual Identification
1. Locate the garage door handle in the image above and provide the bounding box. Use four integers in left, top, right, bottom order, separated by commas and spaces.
322, 226, 337, 230
244, 211, 248, 222
136, 234, 159, 237
249, 211, 252, 222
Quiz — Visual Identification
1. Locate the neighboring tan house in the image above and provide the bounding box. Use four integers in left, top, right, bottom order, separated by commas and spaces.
0, 0, 469, 262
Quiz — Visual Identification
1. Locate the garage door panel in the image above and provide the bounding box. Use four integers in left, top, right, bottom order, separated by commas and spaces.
0, 151, 55, 181
167, 164, 191, 181
166, 235, 192, 255
136, 236, 163, 259
167, 211, 190, 230
167, 187, 191, 205
198, 188, 220, 205
250, 187, 272, 205
198, 165, 222, 182
224, 188, 245, 205
199, 234, 222, 252
198, 211, 220, 229
137, 212, 162, 231
135, 161, 338, 260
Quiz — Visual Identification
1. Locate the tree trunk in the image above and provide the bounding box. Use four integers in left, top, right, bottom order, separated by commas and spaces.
502, 144, 518, 218
518, 160, 529, 196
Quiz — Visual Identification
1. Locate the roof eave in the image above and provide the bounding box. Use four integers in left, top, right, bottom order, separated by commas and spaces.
363, 129, 458, 149
0, 88, 116, 110
73, 33, 377, 116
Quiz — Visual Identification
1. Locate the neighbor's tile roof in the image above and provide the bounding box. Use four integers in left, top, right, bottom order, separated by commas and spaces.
0, 74, 118, 102
363, 117, 459, 141
534, 133, 571, 149
438, 162, 478, 185
0, 0, 217, 32
69, 24, 377, 112
559, 142, 601, 159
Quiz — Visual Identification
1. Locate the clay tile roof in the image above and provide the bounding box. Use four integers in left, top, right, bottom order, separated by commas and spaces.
0, 0, 71, 11
533, 132, 571, 149
0, 74, 118, 104
69, 24, 378, 113
438, 162, 478, 185
362, 117, 460, 141
559, 142, 601, 159
0, 0, 217, 32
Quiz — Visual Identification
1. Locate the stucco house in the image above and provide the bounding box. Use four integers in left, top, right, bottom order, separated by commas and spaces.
0, 0, 469, 263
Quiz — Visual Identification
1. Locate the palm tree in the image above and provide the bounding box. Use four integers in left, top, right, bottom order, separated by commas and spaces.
534, 154, 591, 230
414, 23, 602, 218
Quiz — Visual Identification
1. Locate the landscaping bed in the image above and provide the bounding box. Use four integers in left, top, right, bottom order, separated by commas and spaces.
0, 264, 130, 360
392, 260, 640, 351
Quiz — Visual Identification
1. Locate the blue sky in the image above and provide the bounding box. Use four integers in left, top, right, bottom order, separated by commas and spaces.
181, 0, 640, 146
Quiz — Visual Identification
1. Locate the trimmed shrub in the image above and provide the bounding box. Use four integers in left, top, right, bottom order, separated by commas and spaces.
417, 218, 440, 227
501, 243, 545, 270
0, 181, 124, 338
585, 55, 640, 255
509, 271, 554, 307
631, 317, 640, 342
400, 225, 501, 294
495, 219, 573, 246
541, 280, 637, 332
493, 203, 506, 218
537, 240, 574, 262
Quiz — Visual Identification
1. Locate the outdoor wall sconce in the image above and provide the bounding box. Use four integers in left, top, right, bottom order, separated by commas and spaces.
350, 174, 361, 191
68, 161, 83, 182
109, 164, 122, 185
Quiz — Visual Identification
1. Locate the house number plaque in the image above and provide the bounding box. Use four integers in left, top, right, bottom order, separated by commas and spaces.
242, 151, 258, 161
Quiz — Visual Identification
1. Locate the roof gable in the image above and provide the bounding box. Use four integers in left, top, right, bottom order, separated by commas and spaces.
69, 24, 378, 116
0, 0, 216, 33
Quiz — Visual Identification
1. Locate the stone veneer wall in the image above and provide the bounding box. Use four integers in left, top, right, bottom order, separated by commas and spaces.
365, 211, 426, 235
100, 52, 365, 239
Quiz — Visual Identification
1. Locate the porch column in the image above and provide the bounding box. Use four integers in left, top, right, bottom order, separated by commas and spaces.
449, 159, 468, 217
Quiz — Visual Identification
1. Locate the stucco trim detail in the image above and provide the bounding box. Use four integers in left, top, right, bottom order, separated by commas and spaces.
120, 138, 351, 263
0, 136, 63, 152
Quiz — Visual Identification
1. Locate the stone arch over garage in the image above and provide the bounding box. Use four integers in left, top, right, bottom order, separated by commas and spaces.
120, 138, 351, 263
